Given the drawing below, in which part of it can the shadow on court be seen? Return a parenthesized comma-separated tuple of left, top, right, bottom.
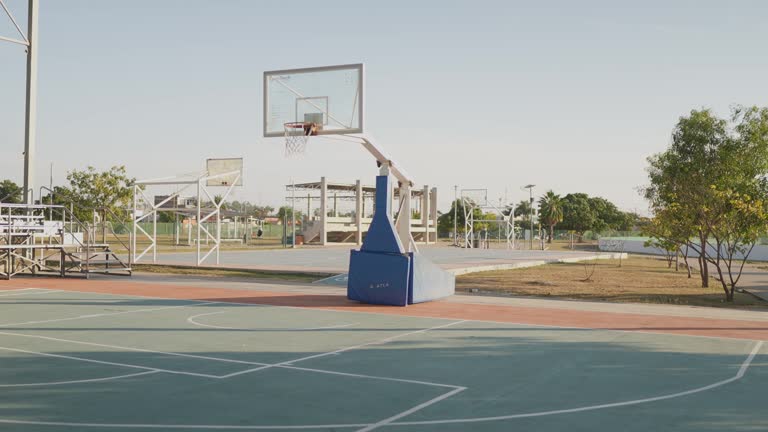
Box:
(0, 290, 766, 431)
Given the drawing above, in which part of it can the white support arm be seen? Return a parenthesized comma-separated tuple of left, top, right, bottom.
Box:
(359, 136, 414, 187)
(356, 135, 417, 252)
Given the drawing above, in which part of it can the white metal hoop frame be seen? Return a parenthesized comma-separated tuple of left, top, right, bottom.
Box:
(284, 122, 318, 156)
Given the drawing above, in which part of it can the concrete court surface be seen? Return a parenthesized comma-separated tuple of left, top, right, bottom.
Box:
(145, 244, 623, 274)
(1, 277, 767, 432)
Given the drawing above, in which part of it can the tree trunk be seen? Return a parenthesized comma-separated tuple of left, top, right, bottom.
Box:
(717, 267, 733, 302)
(698, 232, 709, 288)
(683, 247, 692, 278)
(548, 224, 554, 243)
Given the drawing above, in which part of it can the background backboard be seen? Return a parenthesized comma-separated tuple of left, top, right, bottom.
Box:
(461, 189, 489, 206)
(263, 63, 363, 137)
(206, 158, 243, 186)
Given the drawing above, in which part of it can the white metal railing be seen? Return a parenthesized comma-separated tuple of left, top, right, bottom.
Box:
(0, 202, 132, 279)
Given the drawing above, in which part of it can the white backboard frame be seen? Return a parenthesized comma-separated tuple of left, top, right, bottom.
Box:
(206, 158, 243, 187)
(263, 63, 364, 137)
(461, 189, 489, 207)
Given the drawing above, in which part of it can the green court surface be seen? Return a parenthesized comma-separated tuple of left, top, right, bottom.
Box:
(0, 288, 766, 432)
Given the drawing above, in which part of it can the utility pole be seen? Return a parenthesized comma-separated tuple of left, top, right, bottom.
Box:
(523, 184, 535, 250)
(291, 178, 296, 249)
(23, 0, 38, 204)
(498, 197, 502, 244)
(1, 0, 38, 204)
(453, 185, 458, 246)
(48, 162, 53, 219)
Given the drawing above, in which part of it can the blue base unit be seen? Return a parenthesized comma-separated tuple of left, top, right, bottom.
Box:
(347, 250, 411, 307)
(346, 172, 454, 306)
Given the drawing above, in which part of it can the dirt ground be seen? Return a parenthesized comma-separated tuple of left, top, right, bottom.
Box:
(456, 255, 768, 309)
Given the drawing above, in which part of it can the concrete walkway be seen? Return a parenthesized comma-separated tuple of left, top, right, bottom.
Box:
(139, 244, 625, 275)
(120, 273, 768, 323)
(733, 263, 768, 302)
(680, 260, 768, 302)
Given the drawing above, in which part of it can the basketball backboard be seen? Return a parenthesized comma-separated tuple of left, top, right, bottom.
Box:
(206, 158, 243, 187)
(461, 189, 489, 206)
(263, 63, 364, 137)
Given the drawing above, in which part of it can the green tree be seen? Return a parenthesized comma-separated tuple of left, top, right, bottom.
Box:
(276, 206, 303, 223)
(252, 205, 275, 219)
(588, 197, 626, 232)
(437, 201, 457, 235)
(538, 191, 563, 243)
(510, 199, 533, 230)
(618, 211, 647, 232)
(644, 107, 768, 300)
(644, 109, 731, 288)
(437, 199, 483, 236)
(66, 166, 135, 222)
(213, 195, 228, 210)
(0, 180, 22, 203)
(40, 185, 73, 206)
(559, 193, 596, 236)
(707, 186, 768, 300)
(643, 217, 683, 270)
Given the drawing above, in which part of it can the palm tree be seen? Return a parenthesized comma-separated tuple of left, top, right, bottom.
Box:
(538, 191, 563, 243)
(511, 199, 532, 229)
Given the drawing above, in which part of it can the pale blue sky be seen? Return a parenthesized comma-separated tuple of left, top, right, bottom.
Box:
(2, 0, 767, 214)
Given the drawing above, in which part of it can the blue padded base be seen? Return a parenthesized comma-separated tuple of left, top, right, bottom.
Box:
(347, 250, 410, 306)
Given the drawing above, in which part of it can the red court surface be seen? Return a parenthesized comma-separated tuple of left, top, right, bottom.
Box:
(2, 277, 767, 342)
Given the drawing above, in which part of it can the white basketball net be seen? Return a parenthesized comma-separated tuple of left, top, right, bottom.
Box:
(284, 122, 316, 157)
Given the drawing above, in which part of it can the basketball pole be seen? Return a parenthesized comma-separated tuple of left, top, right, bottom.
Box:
(523, 184, 535, 250)
(0, 0, 37, 204)
(23, 0, 38, 204)
(453, 185, 457, 246)
(291, 178, 296, 249)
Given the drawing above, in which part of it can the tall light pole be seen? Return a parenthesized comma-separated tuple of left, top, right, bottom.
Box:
(1, 0, 38, 204)
(453, 185, 458, 246)
(523, 184, 535, 250)
(291, 178, 296, 249)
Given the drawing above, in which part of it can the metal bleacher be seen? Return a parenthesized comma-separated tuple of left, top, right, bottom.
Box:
(0, 203, 132, 280)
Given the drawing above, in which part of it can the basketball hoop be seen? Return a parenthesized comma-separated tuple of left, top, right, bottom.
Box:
(284, 122, 318, 156)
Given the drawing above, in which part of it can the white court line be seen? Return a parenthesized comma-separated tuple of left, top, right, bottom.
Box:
(356, 387, 466, 432)
(0, 289, 57, 297)
(389, 341, 766, 426)
(738, 340, 763, 378)
(187, 310, 357, 331)
(217, 320, 468, 379)
(0, 330, 272, 369)
(277, 364, 462, 389)
(0, 300, 219, 328)
(0, 370, 158, 387)
(0, 342, 760, 430)
(0, 419, 368, 430)
(0, 346, 222, 379)
(31, 286, 768, 344)
(0, 323, 460, 385)
(0, 297, 761, 430)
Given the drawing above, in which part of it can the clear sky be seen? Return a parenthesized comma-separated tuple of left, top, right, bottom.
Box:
(2, 0, 767, 214)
